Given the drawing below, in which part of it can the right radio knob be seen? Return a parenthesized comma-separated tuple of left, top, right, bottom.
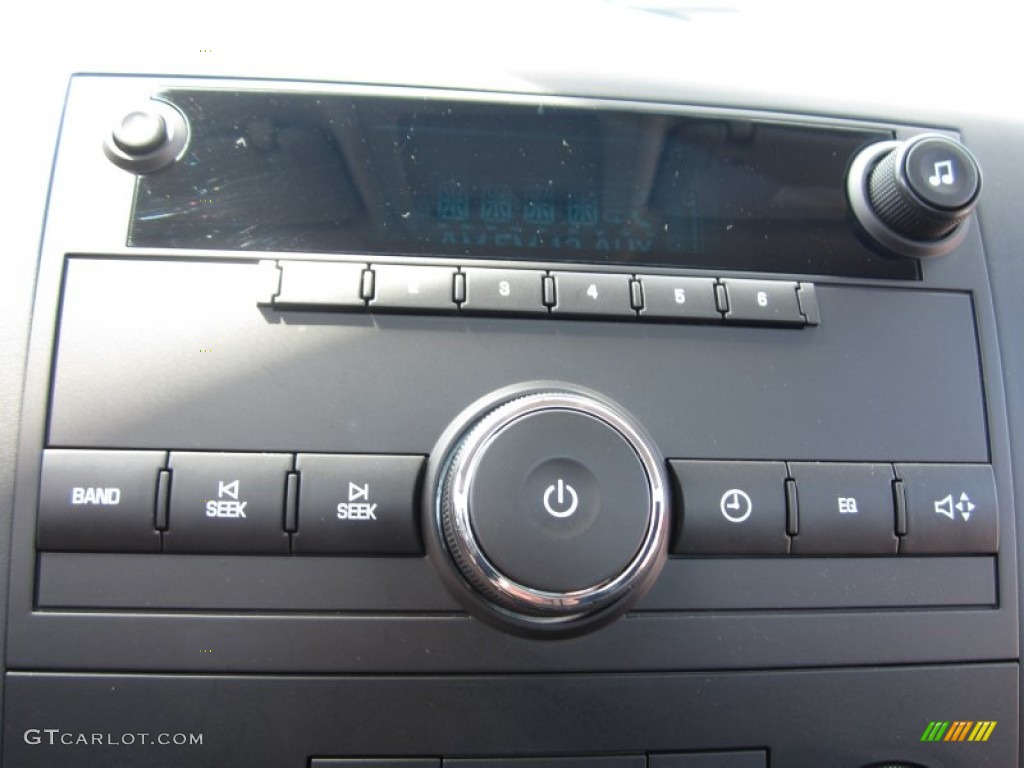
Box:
(848, 133, 982, 258)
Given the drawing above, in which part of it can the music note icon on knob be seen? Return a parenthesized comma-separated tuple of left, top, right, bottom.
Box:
(929, 159, 955, 187)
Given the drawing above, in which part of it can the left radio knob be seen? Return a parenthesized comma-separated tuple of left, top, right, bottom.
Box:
(103, 100, 190, 173)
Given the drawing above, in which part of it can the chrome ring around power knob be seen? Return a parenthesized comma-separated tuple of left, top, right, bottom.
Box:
(424, 384, 670, 638)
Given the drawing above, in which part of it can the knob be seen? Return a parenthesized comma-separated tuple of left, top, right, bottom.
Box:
(103, 100, 190, 174)
(847, 134, 981, 258)
(112, 110, 168, 155)
(425, 385, 669, 637)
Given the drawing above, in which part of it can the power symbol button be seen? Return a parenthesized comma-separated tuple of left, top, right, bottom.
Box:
(543, 478, 579, 518)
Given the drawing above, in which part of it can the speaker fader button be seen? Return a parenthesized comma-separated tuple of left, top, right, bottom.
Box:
(896, 463, 998, 554)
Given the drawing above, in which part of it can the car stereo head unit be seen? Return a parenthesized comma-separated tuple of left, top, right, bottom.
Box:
(5, 76, 1016, 768)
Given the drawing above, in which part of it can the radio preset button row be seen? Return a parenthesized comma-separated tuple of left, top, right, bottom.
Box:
(271, 260, 818, 327)
(312, 755, 765, 768)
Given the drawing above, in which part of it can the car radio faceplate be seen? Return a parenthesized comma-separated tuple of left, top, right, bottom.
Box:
(5, 75, 1017, 768)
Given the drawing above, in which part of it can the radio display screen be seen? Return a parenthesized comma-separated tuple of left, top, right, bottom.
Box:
(129, 89, 915, 279)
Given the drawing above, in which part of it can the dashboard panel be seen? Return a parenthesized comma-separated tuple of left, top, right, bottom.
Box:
(1, 5, 1022, 768)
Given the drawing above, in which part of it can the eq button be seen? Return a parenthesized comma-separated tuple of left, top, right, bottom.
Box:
(789, 462, 898, 554)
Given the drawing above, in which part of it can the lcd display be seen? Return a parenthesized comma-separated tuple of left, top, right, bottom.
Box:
(129, 89, 915, 279)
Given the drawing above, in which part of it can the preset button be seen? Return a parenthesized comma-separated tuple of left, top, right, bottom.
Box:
(462, 268, 547, 315)
(639, 275, 720, 321)
(370, 265, 458, 313)
(550, 272, 635, 318)
(722, 279, 805, 326)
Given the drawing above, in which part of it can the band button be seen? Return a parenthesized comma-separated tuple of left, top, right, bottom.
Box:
(37, 449, 165, 552)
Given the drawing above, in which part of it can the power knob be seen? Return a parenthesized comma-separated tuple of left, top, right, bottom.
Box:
(424, 384, 669, 637)
(848, 134, 981, 258)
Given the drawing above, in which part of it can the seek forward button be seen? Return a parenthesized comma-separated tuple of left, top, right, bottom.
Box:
(294, 454, 425, 554)
(337, 482, 378, 520)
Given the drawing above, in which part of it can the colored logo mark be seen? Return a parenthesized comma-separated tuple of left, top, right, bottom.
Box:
(921, 721, 996, 742)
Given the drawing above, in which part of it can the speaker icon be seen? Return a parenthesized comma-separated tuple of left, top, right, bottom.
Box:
(933, 491, 976, 521)
(934, 494, 955, 520)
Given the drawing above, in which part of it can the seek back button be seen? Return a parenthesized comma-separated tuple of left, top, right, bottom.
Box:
(164, 452, 291, 554)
